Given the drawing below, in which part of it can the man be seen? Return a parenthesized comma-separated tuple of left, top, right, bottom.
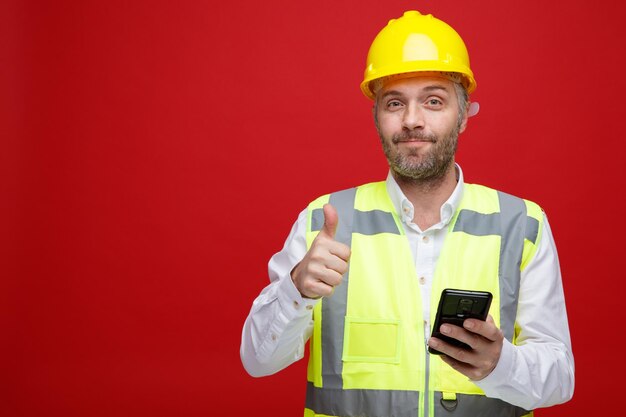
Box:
(240, 10, 574, 417)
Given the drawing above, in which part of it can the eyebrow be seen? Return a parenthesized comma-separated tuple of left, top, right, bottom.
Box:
(423, 85, 450, 93)
(379, 85, 451, 100)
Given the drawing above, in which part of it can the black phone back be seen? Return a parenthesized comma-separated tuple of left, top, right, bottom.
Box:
(428, 288, 492, 355)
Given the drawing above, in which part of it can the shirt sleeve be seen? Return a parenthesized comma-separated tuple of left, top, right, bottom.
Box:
(473, 213, 575, 409)
(240, 208, 320, 377)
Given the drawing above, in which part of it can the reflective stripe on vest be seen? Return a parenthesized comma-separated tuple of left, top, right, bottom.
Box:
(305, 383, 530, 417)
(453, 191, 539, 341)
(320, 188, 358, 389)
(305, 182, 538, 417)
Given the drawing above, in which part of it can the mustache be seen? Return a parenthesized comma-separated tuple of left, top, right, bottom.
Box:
(391, 131, 437, 144)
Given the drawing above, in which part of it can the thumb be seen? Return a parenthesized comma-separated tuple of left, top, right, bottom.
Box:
(320, 203, 338, 238)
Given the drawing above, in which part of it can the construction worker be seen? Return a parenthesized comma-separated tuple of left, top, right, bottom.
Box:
(241, 10, 574, 417)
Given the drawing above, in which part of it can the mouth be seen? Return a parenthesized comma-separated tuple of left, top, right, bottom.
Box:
(393, 138, 435, 145)
(392, 133, 437, 144)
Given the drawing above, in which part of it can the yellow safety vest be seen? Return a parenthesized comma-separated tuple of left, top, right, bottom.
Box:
(304, 181, 543, 417)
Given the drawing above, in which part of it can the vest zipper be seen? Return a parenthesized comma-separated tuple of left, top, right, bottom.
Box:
(424, 349, 430, 417)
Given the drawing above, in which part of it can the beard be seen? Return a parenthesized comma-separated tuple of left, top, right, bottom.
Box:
(380, 126, 459, 183)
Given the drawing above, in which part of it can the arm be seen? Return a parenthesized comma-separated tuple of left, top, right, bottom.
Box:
(240, 205, 350, 377)
(240, 208, 317, 377)
(427, 214, 574, 409)
(473, 214, 575, 409)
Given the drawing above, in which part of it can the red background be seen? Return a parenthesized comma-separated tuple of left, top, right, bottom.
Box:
(3, 0, 625, 415)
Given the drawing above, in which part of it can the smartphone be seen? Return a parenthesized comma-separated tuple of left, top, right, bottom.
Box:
(428, 288, 493, 355)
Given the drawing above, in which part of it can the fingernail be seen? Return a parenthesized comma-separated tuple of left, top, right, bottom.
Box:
(464, 320, 474, 329)
(440, 325, 450, 334)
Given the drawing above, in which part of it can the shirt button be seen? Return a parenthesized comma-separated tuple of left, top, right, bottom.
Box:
(293, 301, 300, 309)
(271, 333, 277, 341)
(403, 206, 410, 214)
(306, 305, 313, 310)
(419, 277, 426, 285)
(422, 235, 430, 243)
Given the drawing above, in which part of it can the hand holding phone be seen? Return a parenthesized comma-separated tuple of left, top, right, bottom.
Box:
(428, 289, 492, 355)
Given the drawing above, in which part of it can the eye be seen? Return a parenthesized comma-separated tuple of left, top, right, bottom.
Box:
(386, 99, 403, 109)
(426, 98, 443, 106)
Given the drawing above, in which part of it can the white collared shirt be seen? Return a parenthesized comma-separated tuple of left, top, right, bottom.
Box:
(240, 166, 574, 410)
(385, 167, 465, 335)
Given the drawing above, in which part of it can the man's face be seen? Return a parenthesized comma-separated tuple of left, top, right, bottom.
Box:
(374, 76, 467, 183)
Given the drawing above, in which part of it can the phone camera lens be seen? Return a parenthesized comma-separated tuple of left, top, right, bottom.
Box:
(457, 298, 474, 317)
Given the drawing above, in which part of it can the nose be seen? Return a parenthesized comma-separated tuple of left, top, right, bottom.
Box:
(402, 102, 425, 130)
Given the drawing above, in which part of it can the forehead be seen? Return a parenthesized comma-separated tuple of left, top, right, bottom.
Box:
(377, 75, 456, 98)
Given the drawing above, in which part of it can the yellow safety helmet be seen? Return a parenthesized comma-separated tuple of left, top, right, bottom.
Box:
(361, 10, 476, 99)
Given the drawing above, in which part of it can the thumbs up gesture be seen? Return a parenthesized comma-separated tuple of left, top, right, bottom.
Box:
(291, 204, 352, 299)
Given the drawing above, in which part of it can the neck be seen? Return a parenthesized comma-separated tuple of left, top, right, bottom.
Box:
(392, 163, 458, 230)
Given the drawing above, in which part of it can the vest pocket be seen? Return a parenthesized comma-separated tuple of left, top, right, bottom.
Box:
(342, 317, 401, 364)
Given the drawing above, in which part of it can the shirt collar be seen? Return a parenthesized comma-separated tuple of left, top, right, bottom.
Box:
(385, 164, 465, 228)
